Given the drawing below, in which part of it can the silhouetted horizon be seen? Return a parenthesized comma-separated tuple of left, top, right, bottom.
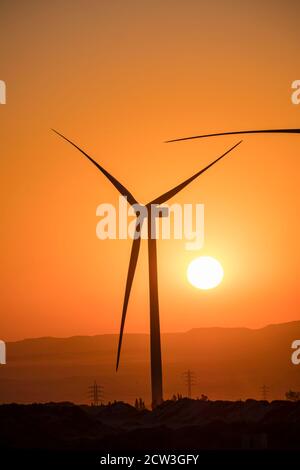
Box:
(4, 318, 300, 343)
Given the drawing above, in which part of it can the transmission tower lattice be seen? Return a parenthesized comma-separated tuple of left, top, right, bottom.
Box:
(88, 381, 103, 406)
(260, 384, 270, 401)
(183, 370, 196, 398)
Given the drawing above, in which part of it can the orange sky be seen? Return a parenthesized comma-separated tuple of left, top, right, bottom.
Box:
(0, 0, 299, 340)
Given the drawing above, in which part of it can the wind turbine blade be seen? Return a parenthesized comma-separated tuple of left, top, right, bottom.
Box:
(165, 128, 300, 143)
(52, 129, 138, 206)
(149, 141, 242, 205)
(116, 228, 141, 370)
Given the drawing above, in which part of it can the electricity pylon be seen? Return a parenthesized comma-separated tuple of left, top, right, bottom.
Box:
(88, 381, 103, 406)
(260, 384, 270, 401)
(183, 369, 196, 398)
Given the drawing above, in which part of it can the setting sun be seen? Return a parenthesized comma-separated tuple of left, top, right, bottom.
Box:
(187, 256, 224, 290)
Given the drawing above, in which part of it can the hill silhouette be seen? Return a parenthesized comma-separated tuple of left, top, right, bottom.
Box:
(1, 321, 299, 404)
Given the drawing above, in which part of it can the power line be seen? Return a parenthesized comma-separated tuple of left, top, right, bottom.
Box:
(182, 370, 196, 398)
(88, 381, 104, 406)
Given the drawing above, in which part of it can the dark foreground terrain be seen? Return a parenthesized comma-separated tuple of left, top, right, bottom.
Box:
(0, 399, 300, 465)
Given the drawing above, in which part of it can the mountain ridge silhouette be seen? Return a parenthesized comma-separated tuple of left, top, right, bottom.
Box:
(1, 320, 299, 404)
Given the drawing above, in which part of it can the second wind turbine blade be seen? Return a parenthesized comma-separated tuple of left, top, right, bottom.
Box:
(149, 141, 242, 205)
(116, 227, 142, 370)
(165, 128, 300, 143)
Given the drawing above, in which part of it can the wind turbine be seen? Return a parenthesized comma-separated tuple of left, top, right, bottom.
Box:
(52, 129, 242, 408)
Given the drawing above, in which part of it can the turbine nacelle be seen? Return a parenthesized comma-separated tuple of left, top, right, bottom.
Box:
(130, 203, 169, 239)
